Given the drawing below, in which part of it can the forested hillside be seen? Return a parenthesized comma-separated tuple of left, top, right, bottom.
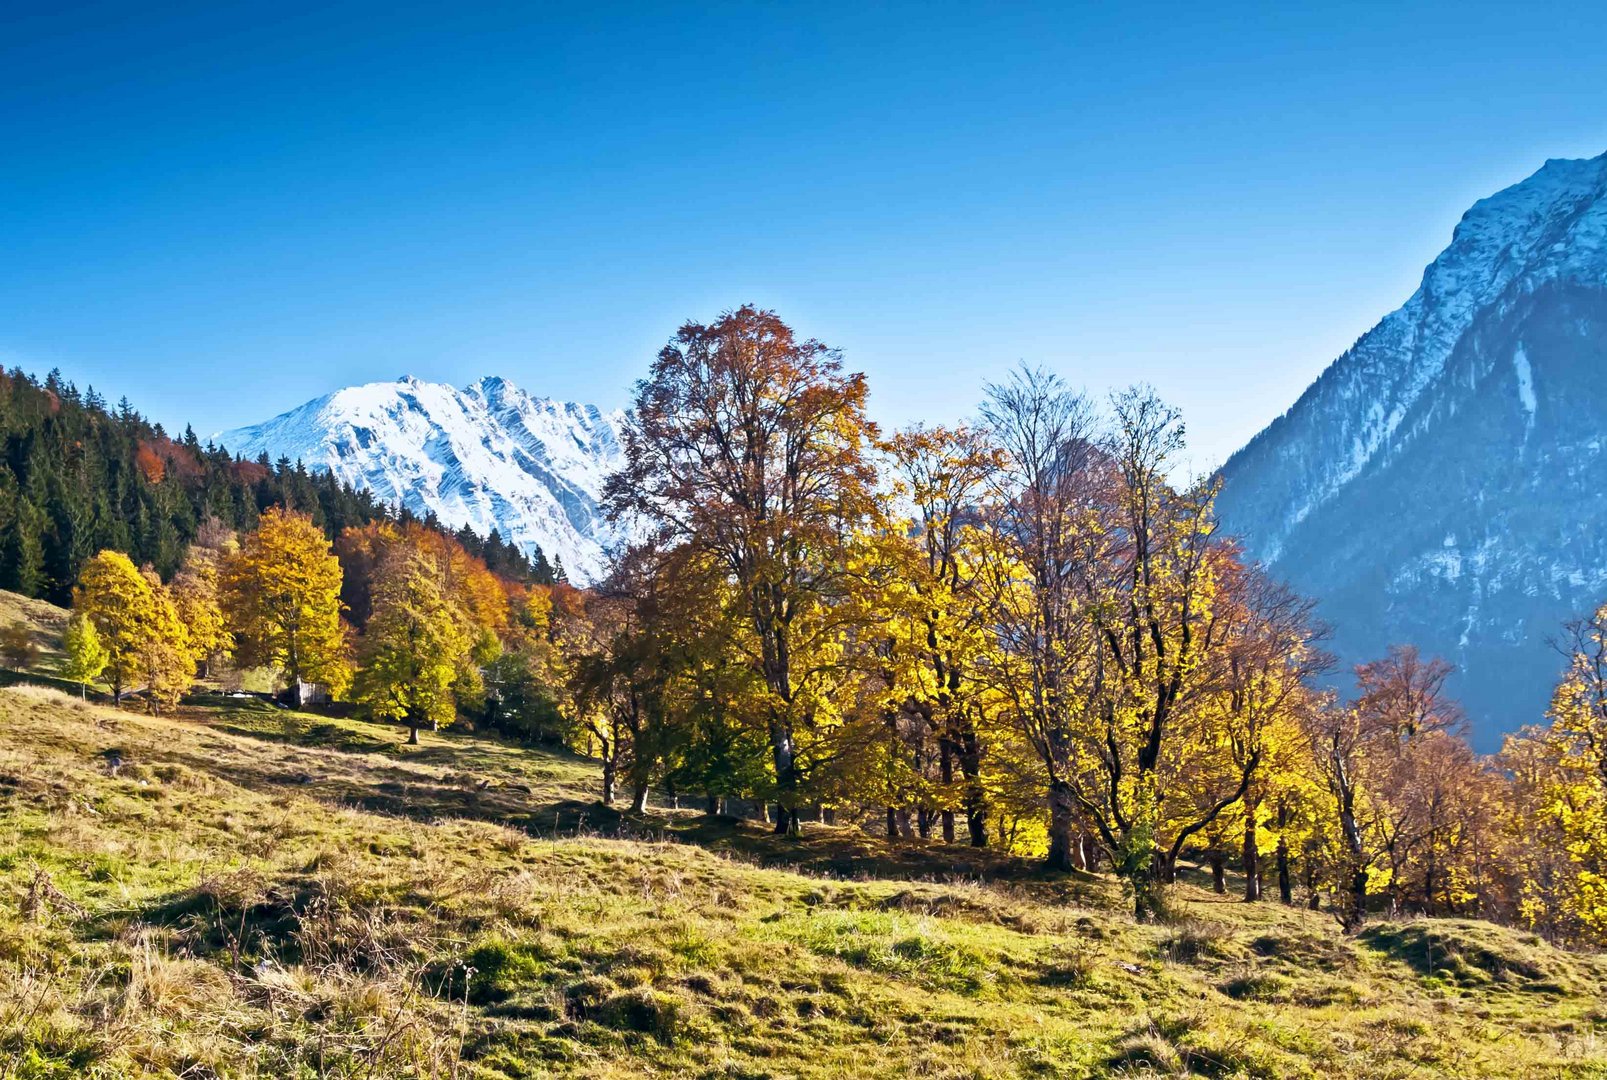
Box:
(0, 368, 554, 606)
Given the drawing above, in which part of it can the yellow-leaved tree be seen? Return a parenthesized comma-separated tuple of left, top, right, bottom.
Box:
(139, 566, 196, 713)
(74, 550, 161, 704)
(223, 507, 350, 705)
(354, 545, 474, 744)
(1502, 603, 1607, 944)
(881, 424, 1003, 846)
(171, 532, 234, 677)
(61, 611, 109, 699)
(74, 550, 194, 710)
(605, 306, 880, 834)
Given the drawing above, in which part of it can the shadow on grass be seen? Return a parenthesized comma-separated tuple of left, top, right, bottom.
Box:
(1356, 921, 1563, 989)
(118, 695, 1105, 897)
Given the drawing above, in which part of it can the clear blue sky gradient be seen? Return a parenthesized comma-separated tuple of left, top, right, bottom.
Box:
(3, 2, 1604, 471)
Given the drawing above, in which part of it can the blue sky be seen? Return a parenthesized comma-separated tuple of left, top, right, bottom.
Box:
(2, 2, 1604, 471)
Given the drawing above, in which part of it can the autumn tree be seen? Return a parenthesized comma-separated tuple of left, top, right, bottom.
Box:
(223, 507, 350, 705)
(978, 374, 1236, 919)
(1201, 559, 1330, 901)
(0, 622, 38, 670)
(976, 366, 1106, 871)
(138, 566, 196, 713)
(1310, 645, 1462, 932)
(171, 544, 231, 677)
(74, 550, 162, 703)
(882, 424, 1002, 845)
(479, 588, 569, 745)
(606, 305, 879, 834)
(61, 612, 109, 698)
(354, 545, 474, 744)
(1499, 603, 1607, 943)
(337, 520, 509, 638)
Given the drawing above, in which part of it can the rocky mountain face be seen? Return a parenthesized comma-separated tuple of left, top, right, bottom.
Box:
(1217, 152, 1607, 749)
(220, 375, 626, 584)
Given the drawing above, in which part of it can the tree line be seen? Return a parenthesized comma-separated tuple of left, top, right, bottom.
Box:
(34, 310, 1607, 946)
(0, 366, 557, 606)
(586, 305, 1607, 941)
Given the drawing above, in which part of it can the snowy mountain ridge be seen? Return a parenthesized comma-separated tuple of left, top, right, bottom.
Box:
(1232, 154, 1607, 561)
(219, 375, 627, 584)
(1217, 150, 1607, 747)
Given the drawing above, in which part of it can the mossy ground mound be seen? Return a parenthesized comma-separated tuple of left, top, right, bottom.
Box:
(1, 684, 1604, 1078)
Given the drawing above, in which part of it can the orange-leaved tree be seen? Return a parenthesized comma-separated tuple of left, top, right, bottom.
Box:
(606, 306, 879, 835)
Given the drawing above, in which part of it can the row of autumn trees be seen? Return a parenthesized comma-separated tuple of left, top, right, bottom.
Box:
(576, 305, 1607, 942)
(49, 306, 1607, 945)
(65, 508, 567, 745)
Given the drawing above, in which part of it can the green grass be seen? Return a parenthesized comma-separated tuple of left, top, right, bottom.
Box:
(0, 678, 1604, 1076)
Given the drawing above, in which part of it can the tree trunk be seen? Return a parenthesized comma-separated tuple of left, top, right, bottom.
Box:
(1243, 808, 1262, 902)
(408, 723, 420, 746)
(1275, 801, 1293, 905)
(939, 738, 956, 843)
(601, 760, 616, 805)
(773, 804, 795, 833)
(631, 784, 649, 814)
(959, 728, 987, 847)
(821, 806, 836, 825)
(706, 794, 723, 815)
(1045, 780, 1076, 871)
(1209, 849, 1227, 894)
(1131, 859, 1165, 922)
(1341, 862, 1369, 932)
(916, 807, 932, 840)
(1080, 834, 1101, 872)
(769, 714, 800, 836)
(1336, 789, 1368, 932)
(887, 807, 899, 840)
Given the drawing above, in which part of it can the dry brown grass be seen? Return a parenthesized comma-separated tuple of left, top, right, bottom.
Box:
(1, 684, 1604, 1078)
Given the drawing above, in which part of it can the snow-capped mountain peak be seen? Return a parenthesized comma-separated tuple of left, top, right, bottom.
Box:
(1217, 150, 1607, 747)
(219, 376, 627, 583)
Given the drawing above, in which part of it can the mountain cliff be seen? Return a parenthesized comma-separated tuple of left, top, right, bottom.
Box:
(220, 376, 626, 583)
(1217, 152, 1607, 748)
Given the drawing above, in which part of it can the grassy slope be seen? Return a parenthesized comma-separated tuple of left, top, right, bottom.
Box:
(2, 692, 1604, 1078)
(0, 586, 1601, 1078)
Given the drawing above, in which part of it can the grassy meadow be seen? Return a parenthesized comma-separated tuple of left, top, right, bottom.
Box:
(0, 596, 1603, 1078)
